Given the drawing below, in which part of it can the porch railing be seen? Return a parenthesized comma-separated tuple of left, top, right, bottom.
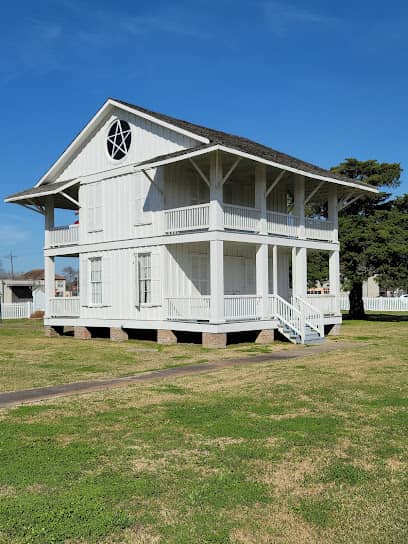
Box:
(224, 295, 261, 320)
(292, 295, 324, 337)
(305, 218, 334, 241)
(269, 294, 304, 342)
(49, 297, 80, 317)
(306, 294, 339, 315)
(46, 225, 79, 247)
(166, 296, 210, 321)
(267, 211, 299, 237)
(223, 204, 260, 232)
(165, 203, 210, 234)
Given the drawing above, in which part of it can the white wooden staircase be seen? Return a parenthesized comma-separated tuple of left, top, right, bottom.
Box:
(269, 294, 325, 345)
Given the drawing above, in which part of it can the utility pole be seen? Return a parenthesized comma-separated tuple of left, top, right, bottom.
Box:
(5, 252, 17, 279)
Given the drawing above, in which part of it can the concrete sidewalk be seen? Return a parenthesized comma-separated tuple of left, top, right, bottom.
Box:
(0, 341, 357, 408)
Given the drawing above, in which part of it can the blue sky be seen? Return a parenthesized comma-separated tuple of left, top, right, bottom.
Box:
(1, 0, 407, 274)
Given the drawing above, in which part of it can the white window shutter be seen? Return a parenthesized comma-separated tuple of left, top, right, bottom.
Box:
(134, 176, 152, 226)
(95, 186, 103, 231)
(151, 252, 161, 306)
(103, 255, 111, 306)
(87, 186, 94, 233)
(134, 254, 140, 307)
(80, 257, 88, 306)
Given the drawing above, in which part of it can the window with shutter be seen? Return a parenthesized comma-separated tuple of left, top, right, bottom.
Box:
(88, 184, 103, 232)
(137, 253, 152, 304)
(89, 257, 103, 305)
(134, 176, 152, 226)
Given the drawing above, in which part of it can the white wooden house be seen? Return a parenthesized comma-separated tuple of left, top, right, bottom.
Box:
(5, 99, 377, 347)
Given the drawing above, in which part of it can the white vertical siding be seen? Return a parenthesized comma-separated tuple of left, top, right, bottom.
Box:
(80, 169, 164, 245)
(54, 107, 199, 183)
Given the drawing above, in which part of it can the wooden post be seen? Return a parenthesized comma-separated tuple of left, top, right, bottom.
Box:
(329, 249, 340, 310)
(256, 243, 269, 319)
(294, 174, 305, 239)
(44, 195, 54, 247)
(209, 152, 224, 231)
(44, 255, 55, 317)
(328, 185, 338, 242)
(273, 245, 278, 295)
(255, 163, 267, 235)
(292, 247, 307, 298)
(210, 239, 224, 323)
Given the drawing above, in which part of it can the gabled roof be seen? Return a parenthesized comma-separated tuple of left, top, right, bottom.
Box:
(113, 98, 377, 191)
(7, 97, 378, 198)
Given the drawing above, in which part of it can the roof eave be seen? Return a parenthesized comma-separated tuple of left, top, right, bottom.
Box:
(135, 144, 378, 193)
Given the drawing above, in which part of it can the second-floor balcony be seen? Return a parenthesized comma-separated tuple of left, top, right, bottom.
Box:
(164, 203, 335, 242)
(46, 225, 79, 248)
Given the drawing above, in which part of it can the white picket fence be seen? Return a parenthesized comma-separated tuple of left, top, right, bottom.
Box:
(1, 301, 33, 319)
(340, 296, 408, 312)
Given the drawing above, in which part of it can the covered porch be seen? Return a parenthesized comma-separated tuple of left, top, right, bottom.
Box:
(163, 240, 340, 324)
(161, 149, 345, 242)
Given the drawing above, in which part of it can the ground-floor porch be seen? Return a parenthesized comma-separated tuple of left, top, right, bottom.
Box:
(44, 239, 341, 346)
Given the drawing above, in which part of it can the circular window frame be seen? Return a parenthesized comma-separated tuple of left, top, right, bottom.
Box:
(105, 119, 132, 163)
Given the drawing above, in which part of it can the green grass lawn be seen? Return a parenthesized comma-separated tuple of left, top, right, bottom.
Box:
(0, 319, 298, 392)
(0, 316, 407, 543)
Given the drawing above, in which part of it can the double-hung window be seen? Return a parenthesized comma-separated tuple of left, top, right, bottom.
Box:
(90, 257, 102, 305)
(137, 253, 151, 305)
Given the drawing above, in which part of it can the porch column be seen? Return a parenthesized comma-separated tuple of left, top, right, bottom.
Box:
(328, 185, 339, 242)
(292, 247, 307, 298)
(210, 239, 224, 323)
(329, 249, 340, 303)
(255, 163, 267, 235)
(209, 152, 224, 231)
(256, 243, 269, 319)
(272, 245, 278, 295)
(294, 174, 305, 239)
(44, 255, 55, 317)
(44, 195, 54, 247)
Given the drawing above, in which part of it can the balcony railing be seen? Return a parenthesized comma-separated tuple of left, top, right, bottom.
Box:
(267, 211, 299, 237)
(223, 204, 260, 232)
(49, 297, 80, 317)
(46, 225, 79, 248)
(165, 203, 210, 234)
(305, 218, 334, 241)
(163, 204, 335, 241)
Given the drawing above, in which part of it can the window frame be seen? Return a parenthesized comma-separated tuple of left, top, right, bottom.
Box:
(89, 257, 103, 307)
(135, 252, 152, 307)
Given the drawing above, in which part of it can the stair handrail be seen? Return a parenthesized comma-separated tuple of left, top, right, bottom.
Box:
(291, 295, 324, 337)
(270, 294, 305, 343)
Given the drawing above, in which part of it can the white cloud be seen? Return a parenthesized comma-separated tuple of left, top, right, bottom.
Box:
(261, 1, 338, 35)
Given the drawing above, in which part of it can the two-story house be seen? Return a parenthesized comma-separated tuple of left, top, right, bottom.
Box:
(5, 99, 377, 347)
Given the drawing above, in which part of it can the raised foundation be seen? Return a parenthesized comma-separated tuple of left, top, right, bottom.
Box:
(110, 327, 129, 342)
(45, 325, 64, 338)
(157, 329, 177, 345)
(255, 329, 275, 344)
(202, 332, 227, 349)
(74, 326, 92, 340)
(326, 323, 342, 336)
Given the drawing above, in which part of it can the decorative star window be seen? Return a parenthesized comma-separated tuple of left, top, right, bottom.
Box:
(106, 120, 132, 160)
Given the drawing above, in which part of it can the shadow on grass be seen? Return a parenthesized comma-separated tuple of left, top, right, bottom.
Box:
(342, 313, 408, 323)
